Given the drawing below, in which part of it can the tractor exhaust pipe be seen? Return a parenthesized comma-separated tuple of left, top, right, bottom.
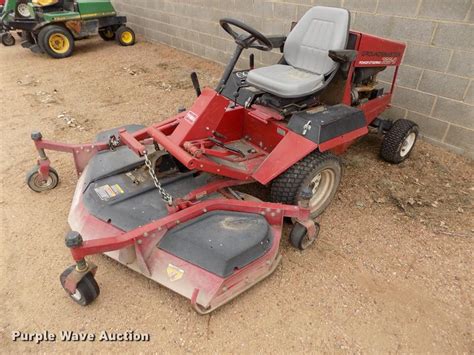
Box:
(190, 72, 201, 97)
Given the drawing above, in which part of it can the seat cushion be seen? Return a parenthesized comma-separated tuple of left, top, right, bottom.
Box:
(284, 6, 350, 75)
(246, 64, 324, 98)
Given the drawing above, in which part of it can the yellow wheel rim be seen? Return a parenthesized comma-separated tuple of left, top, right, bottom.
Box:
(121, 31, 133, 44)
(48, 33, 70, 54)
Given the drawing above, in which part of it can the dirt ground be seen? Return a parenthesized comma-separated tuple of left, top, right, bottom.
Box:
(1, 36, 473, 353)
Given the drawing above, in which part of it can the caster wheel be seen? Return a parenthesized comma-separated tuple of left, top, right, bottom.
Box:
(289, 222, 320, 250)
(99, 27, 116, 41)
(381, 119, 419, 164)
(116, 26, 136, 46)
(60, 266, 100, 306)
(2, 33, 15, 46)
(26, 166, 59, 192)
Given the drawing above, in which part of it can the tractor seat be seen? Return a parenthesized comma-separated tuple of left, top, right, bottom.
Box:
(246, 6, 350, 98)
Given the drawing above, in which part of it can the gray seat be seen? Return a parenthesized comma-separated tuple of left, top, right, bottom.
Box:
(246, 6, 350, 98)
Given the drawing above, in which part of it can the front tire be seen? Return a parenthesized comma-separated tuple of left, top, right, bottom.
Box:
(60, 266, 100, 306)
(381, 119, 419, 164)
(2, 33, 15, 46)
(39, 25, 74, 59)
(116, 26, 136, 46)
(271, 151, 342, 219)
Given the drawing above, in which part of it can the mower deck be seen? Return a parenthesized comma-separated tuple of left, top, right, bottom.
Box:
(62, 126, 308, 313)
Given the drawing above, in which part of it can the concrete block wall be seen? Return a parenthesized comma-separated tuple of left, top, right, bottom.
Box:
(113, 0, 474, 157)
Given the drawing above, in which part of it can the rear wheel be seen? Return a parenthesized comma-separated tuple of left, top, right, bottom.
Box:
(2, 33, 15, 46)
(116, 26, 136, 46)
(381, 119, 419, 164)
(99, 28, 115, 41)
(271, 151, 342, 219)
(39, 25, 74, 59)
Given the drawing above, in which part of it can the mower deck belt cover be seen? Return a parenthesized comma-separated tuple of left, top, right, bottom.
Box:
(288, 104, 366, 144)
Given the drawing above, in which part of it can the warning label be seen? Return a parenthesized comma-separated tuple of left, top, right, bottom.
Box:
(95, 184, 125, 201)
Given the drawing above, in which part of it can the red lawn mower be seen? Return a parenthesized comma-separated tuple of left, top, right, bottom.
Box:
(27, 6, 418, 313)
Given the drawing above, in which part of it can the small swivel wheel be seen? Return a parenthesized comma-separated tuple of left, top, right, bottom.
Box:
(26, 166, 59, 192)
(289, 222, 320, 250)
(1, 33, 15, 46)
(60, 266, 100, 306)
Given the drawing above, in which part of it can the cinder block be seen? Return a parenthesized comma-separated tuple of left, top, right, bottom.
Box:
(379, 65, 423, 89)
(433, 97, 474, 129)
(343, 0, 377, 13)
(418, 0, 471, 21)
(418, 70, 470, 100)
(313, 0, 343, 7)
(380, 105, 407, 120)
(393, 87, 436, 115)
(406, 111, 449, 140)
(376, 0, 420, 16)
(447, 50, 474, 78)
(353, 13, 436, 43)
(433, 23, 474, 50)
(444, 125, 474, 151)
(403, 43, 452, 72)
(273, 3, 297, 20)
(464, 82, 474, 105)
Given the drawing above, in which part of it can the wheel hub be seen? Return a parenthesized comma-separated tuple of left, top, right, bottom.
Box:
(33, 174, 53, 188)
(308, 169, 336, 211)
(70, 289, 82, 301)
(401, 132, 416, 157)
(49, 34, 69, 54)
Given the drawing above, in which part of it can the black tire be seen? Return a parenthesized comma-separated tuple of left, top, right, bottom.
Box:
(39, 25, 74, 59)
(2, 33, 15, 46)
(289, 222, 320, 250)
(381, 119, 419, 164)
(271, 151, 342, 219)
(60, 266, 100, 306)
(99, 28, 116, 41)
(115, 26, 136, 46)
(26, 166, 59, 192)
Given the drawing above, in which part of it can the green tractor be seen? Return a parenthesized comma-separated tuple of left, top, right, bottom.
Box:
(1, 0, 135, 58)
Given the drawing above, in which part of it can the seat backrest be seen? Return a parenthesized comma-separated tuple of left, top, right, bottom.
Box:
(284, 6, 350, 75)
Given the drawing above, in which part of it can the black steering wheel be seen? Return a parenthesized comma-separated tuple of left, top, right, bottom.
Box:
(219, 18, 272, 52)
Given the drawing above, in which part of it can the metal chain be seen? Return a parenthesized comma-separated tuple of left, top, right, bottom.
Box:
(143, 152, 173, 206)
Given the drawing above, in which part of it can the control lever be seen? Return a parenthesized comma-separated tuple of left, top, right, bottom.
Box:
(190, 72, 201, 97)
(249, 53, 254, 70)
(208, 137, 245, 157)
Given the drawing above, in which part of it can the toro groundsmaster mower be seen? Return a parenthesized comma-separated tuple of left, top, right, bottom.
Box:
(1, 0, 135, 57)
(26, 6, 419, 313)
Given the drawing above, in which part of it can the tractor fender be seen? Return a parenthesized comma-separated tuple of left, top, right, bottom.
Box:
(252, 130, 318, 185)
(252, 104, 369, 185)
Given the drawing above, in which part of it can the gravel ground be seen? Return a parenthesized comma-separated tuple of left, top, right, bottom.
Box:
(0, 36, 473, 353)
